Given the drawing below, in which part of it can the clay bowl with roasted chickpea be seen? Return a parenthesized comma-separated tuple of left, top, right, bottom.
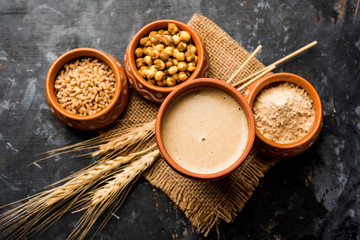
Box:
(46, 48, 129, 130)
(124, 19, 209, 103)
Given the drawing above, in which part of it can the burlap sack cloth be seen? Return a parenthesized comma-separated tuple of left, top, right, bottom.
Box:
(111, 14, 279, 236)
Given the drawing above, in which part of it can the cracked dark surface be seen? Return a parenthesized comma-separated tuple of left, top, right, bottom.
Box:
(0, 0, 359, 239)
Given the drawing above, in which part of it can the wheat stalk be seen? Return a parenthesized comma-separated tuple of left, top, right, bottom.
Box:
(96, 120, 155, 155)
(67, 150, 160, 240)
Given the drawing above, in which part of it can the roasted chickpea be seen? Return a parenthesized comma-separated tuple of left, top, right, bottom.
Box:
(154, 59, 165, 70)
(162, 35, 172, 45)
(168, 23, 179, 34)
(172, 35, 181, 45)
(185, 51, 195, 62)
(168, 66, 178, 75)
(149, 50, 160, 59)
(173, 73, 180, 83)
(143, 47, 152, 56)
(147, 67, 156, 79)
(135, 48, 144, 57)
(155, 71, 165, 81)
(145, 40, 152, 47)
(144, 55, 153, 66)
(160, 51, 169, 61)
(176, 52, 185, 61)
(164, 46, 174, 56)
(139, 69, 148, 78)
(139, 37, 148, 46)
(187, 62, 196, 72)
(172, 59, 179, 66)
(173, 48, 180, 58)
(149, 32, 161, 44)
(166, 77, 176, 87)
(154, 44, 165, 52)
(139, 66, 148, 71)
(165, 60, 173, 68)
(179, 72, 188, 81)
(177, 42, 187, 52)
(180, 31, 191, 42)
(136, 58, 145, 68)
(177, 62, 187, 72)
(187, 44, 197, 54)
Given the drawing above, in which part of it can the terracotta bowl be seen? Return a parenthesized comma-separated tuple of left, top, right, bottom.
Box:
(244, 73, 323, 157)
(155, 78, 255, 181)
(124, 19, 209, 104)
(46, 48, 129, 130)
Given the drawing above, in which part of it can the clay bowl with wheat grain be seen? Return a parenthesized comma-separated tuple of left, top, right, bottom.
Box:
(155, 78, 255, 181)
(124, 19, 209, 104)
(46, 48, 129, 130)
(244, 72, 323, 157)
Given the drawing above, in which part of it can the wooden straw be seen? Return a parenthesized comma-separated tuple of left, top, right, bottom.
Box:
(271, 41, 317, 66)
(232, 41, 318, 88)
(237, 64, 276, 91)
(226, 45, 262, 83)
(231, 65, 272, 87)
(355, 0, 360, 17)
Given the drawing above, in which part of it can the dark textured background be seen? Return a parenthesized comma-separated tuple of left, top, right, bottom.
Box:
(1, 0, 359, 239)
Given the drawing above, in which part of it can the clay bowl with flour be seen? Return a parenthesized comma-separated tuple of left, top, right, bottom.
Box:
(244, 73, 323, 157)
(124, 19, 209, 104)
(46, 48, 129, 130)
(156, 78, 255, 181)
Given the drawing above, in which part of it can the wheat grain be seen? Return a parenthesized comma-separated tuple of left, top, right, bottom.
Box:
(54, 57, 116, 116)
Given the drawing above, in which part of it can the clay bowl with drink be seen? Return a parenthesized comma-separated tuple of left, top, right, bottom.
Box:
(156, 78, 255, 181)
(46, 48, 129, 130)
(244, 73, 323, 157)
(124, 19, 209, 104)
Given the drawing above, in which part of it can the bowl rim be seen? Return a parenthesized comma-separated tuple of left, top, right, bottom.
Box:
(246, 72, 323, 149)
(46, 47, 122, 121)
(155, 78, 255, 180)
(127, 19, 205, 93)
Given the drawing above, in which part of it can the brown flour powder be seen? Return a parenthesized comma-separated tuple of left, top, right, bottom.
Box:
(253, 81, 315, 144)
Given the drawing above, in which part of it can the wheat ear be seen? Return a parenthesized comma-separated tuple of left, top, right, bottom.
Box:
(67, 149, 160, 240)
(0, 145, 156, 240)
(45, 145, 156, 206)
(35, 120, 156, 164)
(93, 120, 156, 157)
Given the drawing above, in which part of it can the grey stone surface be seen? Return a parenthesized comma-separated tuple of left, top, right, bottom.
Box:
(0, 0, 359, 239)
